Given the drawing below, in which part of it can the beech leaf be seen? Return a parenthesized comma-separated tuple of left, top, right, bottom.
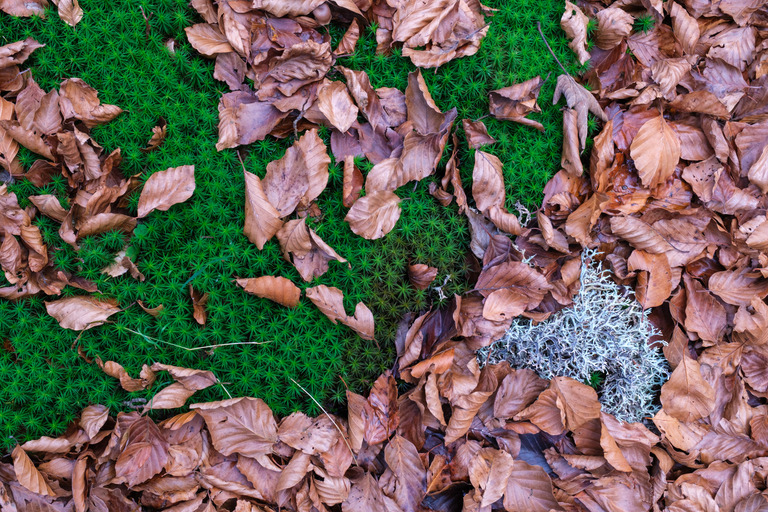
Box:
(306, 285, 375, 340)
(344, 191, 402, 240)
(137, 165, 196, 218)
(629, 115, 681, 188)
(45, 296, 120, 331)
(236, 276, 301, 308)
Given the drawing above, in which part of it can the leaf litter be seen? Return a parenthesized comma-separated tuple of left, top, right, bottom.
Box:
(7, 0, 768, 510)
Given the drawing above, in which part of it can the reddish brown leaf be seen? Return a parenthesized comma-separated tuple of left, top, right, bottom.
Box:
(192, 397, 277, 458)
(408, 264, 438, 290)
(317, 80, 358, 134)
(660, 354, 715, 423)
(462, 119, 496, 149)
(243, 170, 282, 250)
(488, 77, 544, 131)
(342, 155, 363, 208)
(236, 276, 301, 308)
(384, 435, 426, 512)
(137, 165, 195, 218)
(45, 296, 120, 331)
(306, 285, 374, 341)
(189, 285, 208, 325)
(114, 416, 169, 487)
(344, 191, 401, 240)
(630, 115, 681, 188)
(684, 274, 727, 343)
(59, 78, 123, 128)
(561, 0, 589, 64)
(12, 445, 54, 496)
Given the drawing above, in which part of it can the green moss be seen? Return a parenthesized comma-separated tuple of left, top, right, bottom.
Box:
(0, 0, 575, 450)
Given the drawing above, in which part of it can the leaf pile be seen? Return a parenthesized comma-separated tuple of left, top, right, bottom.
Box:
(0, 0, 83, 27)
(0, 38, 195, 326)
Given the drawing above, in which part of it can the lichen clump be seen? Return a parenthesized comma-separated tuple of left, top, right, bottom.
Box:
(479, 250, 669, 422)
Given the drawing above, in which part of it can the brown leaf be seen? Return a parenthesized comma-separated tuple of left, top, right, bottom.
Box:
(278, 412, 338, 455)
(0, 38, 44, 69)
(28, 194, 67, 223)
(561, 108, 583, 176)
(343, 472, 389, 512)
(0, 0, 47, 18)
(192, 397, 277, 458)
(216, 91, 288, 151)
(243, 170, 283, 250)
(669, 2, 699, 55)
(114, 416, 169, 487)
(342, 155, 363, 208)
(627, 250, 673, 308)
(59, 78, 123, 128)
(445, 368, 497, 444)
(384, 435, 426, 512)
(462, 119, 496, 149)
(306, 285, 375, 340)
(189, 285, 208, 325)
(276, 218, 348, 281)
(263, 129, 330, 218)
(684, 274, 727, 343)
(12, 445, 54, 496)
(141, 118, 167, 153)
(236, 276, 301, 308)
(660, 354, 715, 422)
(142, 382, 196, 413)
(317, 80, 358, 134)
(150, 363, 217, 391)
(629, 115, 681, 188)
(184, 23, 233, 56)
(137, 165, 195, 218)
(56, 0, 83, 27)
(45, 296, 120, 331)
(334, 19, 360, 56)
(408, 264, 438, 290)
(595, 7, 633, 50)
(488, 77, 544, 131)
(97, 359, 156, 392)
(345, 191, 401, 240)
(251, 0, 325, 16)
(472, 150, 505, 213)
(494, 369, 548, 419)
(708, 269, 768, 307)
(476, 261, 552, 311)
(79, 404, 109, 440)
(553, 74, 607, 148)
(561, 0, 590, 64)
(504, 460, 563, 512)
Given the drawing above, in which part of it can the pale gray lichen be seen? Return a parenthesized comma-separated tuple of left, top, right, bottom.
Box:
(477, 249, 669, 423)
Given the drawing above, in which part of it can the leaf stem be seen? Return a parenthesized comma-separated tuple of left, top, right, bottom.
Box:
(536, 21, 570, 76)
(120, 326, 272, 351)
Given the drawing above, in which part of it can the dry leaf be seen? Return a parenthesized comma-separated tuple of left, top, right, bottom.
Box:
(561, 0, 590, 64)
(408, 264, 438, 290)
(97, 359, 156, 392)
(263, 129, 330, 218)
(55, 0, 83, 27)
(334, 19, 360, 56)
(45, 296, 120, 331)
(462, 119, 496, 149)
(306, 285, 375, 340)
(141, 118, 167, 153)
(660, 355, 715, 422)
(189, 285, 208, 325)
(114, 416, 169, 487)
(243, 170, 283, 250)
(553, 74, 607, 148)
(344, 191, 402, 240)
(488, 77, 544, 131)
(12, 445, 55, 496)
(595, 7, 633, 50)
(236, 276, 301, 308)
(191, 397, 277, 458)
(137, 165, 195, 218)
(342, 155, 363, 207)
(472, 150, 505, 213)
(59, 78, 123, 128)
(317, 80, 358, 133)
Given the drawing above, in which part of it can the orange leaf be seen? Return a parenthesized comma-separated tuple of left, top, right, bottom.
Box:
(236, 276, 301, 308)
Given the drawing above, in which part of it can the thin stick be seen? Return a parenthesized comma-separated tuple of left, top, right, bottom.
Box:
(289, 377, 358, 464)
(120, 326, 272, 351)
(536, 21, 570, 75)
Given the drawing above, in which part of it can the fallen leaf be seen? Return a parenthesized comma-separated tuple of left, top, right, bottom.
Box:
(276, 218, 348, 281)
(553, 74, 607, 148)
(45, 296, 120, 331)
(317, 80, 358, 133)
(384, 435, 425, 512)
(114, 416, 169, 487)
(660, 354, 715, 422)
(55, 0, 83, 27)
(79, 404, 109, 440)
(488, 77, 544, 131)
(97, 359, 156, 392)
(408, 264, 438, 290)
(472, 150, 505, 213)
(185, 24, 233, 56)
(243, 170, 283, 250)
(306, 285, 375, 340)
(334, 19, 360, 56)
(191, 397, 278, 458)
(561, 1, 590, 64)
(684, 274, 727, 343)
(462, 119, 496, 148)
(141, 118, 167, 153)
(59, 78, 123, 128)
(189, 285, 208, 325)
(342, 155, 363, 207)
(236, 276, 301, 308)
(263, 129, 330, 218)
(137, 165, 195, 218)
(12, 445, 54, 496)
(28, 194, 67, 222)
(344, 191, 402, 240)
(504, 460, 562, 512)
(595, 7, 633, 50)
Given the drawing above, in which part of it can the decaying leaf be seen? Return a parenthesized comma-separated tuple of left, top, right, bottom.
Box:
(141, 118, 167, 152)
(488, 77, 544, 131)
(306, 285, 375, 341)
(629, 115, 681, 188)
(553, 74, 607, 148)
(344, 191, 402, 240)
(12, 445, 55, 497)
(462, 119, 496, 149)
(189, 285, 208, 325)
(243, 170, 283, 250)
(561, 1, 590, 64)
(236, 276, 301, 308)
(45, 296, 120, 331)
(137, 165, 195, 218)
(408, 264, 438, 290)
(342, 155, 363, 207)
(191, 397, 277, 458)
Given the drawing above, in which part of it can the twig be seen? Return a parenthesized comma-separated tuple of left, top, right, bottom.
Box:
(536, 21, 569, 75)
(119, 326, 272, 351)
(139, 7, 153, 42)
(289, 377, 358, 464)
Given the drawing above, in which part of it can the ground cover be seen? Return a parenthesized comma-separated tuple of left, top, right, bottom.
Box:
(0, 0, 575, 450)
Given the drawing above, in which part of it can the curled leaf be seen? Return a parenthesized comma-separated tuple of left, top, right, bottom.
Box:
(408, 264, 438, 290)
(306, 285, 375, 341)
(236, 276, 301, 308)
